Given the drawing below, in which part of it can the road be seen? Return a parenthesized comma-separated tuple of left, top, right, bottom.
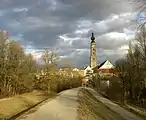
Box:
(16, 87, 144, 120)
(16, 88, 79, 120)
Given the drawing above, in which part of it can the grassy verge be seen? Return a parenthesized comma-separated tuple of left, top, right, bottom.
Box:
(99, 91, 146, 119)
(115, 103, 146, 120)
(76, 88, 125, 120)
(0, 90, 56, 120)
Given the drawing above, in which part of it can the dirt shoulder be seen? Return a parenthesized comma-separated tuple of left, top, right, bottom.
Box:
(0, 90, 56, 119)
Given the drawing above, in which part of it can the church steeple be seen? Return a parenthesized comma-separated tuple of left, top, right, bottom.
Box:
(91, 33, 95, 43)
(90, 32, 97, 69)
(91, 32, 95, 40)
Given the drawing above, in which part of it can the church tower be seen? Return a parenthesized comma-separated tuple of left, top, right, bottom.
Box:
(90, 33, 97, 69)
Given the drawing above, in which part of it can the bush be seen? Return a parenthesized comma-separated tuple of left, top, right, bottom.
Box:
(33, 70, 82, 93)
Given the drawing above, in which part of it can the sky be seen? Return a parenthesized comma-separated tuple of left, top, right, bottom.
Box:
(0, 0, 145, 67)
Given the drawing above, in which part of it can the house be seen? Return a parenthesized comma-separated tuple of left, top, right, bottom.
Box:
(93, 60, 115, 76)
(82, 66, 94, 86)
(84, 66, 93, 77)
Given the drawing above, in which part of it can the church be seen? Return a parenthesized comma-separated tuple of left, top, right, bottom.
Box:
(84, 33, 115, 78)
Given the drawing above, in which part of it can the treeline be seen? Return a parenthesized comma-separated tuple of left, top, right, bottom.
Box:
(0, 31, 82, 98)
(106, 25, 146, 107)
(92, 25, 146, 108)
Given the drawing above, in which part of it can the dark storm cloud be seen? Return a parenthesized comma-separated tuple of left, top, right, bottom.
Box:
(0, 0, 137, 67)
(60, 0, 135, 20)
(71, 32, 129, 50)
(23, 19, 80, 48)
(0, 0, 134, 47)
(72, 52, 90, 67)
(57, 48, 76, 56)
(60, 49, 90, 68)
(0, 0, 40, 9)
(71, 39, 89, 49)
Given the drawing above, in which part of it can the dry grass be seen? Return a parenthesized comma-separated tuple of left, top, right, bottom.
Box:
(0, 90, 56, 119)
(76, 88, 125, 120)
(118, 104, 146, 119)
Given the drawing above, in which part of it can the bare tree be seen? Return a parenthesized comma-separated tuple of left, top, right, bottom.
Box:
(115, 24, 146, 105)
(42, 49, 59, 65)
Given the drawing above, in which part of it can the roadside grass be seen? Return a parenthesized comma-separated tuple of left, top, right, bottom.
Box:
(77, 88, 125, 120)
(0, 91, 56, 119)
(115, 103, 146, 120)
(99, 91, 146, 119)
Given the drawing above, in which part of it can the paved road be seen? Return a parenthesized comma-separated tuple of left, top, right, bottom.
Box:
(16, 88, 79, 120)
(16, 87, 144, 120)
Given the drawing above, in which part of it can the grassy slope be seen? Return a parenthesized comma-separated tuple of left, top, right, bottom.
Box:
(0, 91, 56, 119)
(117, 104, 146, 120)
(77, 88, 125, 120)
(100, 91, 146, 119)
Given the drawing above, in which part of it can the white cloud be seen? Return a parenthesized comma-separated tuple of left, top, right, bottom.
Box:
(75, 12, 137, 37)
(24, 44, 43, 60)
(107, 32, 128, 40)
(77, 20, 93, 28)
(95, 20, 108, 32)
(59, 34, 80, 41)
(74, 28, 91, 34)
(118, 45, 129, 52)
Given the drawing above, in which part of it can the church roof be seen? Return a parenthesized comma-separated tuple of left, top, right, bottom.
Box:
(99, 60, 114, 69)
(93, 60, 114, 70)
(84, 65, 92, 70)
(98, 60, 107, 68)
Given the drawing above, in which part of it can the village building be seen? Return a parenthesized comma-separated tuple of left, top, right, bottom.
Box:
(93, 60, 115, 77)
(84, 66, 93, 79)
(84, 33, 115, 79)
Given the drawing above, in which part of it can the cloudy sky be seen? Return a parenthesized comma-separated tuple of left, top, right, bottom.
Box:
(0, 0, 145, 67)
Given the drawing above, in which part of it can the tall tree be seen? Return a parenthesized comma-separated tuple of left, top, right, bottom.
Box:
(115, 24, 146, 104)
